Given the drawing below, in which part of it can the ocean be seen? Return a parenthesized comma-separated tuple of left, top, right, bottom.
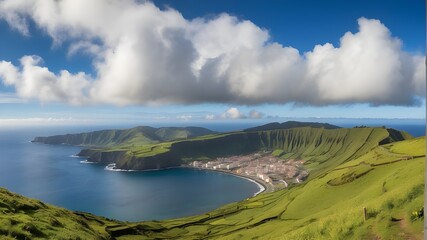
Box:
(0, 126, 260, 221)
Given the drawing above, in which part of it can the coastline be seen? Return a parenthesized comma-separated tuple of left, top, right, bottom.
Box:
(184, 166, 274, 195)
(78, 153, 272, 196)
(99, 161, 272, 196)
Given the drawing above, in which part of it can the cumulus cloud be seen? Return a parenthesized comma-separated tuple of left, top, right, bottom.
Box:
(0, 0, 424, 107)
(248, 110, 265, 119)
(221, 107, 246, 119)
(207, 108, 264, 120)
(0, 55, 91, 105)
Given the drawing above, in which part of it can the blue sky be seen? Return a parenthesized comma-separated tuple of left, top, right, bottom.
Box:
(0, 0, 424, 127)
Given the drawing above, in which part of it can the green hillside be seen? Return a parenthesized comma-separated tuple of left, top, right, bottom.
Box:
(0, 187, 117, 239)
(32, 126, 216, 147)
(80, 127, 410, 175)
(0, 135, 424, 239)
(244, 121, 340, 132)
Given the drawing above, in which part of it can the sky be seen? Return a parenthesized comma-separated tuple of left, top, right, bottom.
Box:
(0, 0, 425, 127)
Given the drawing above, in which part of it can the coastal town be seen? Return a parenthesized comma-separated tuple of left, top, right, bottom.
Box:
(189, 152, 309, 191)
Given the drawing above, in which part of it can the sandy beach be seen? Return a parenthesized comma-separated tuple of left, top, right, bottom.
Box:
(185, 166, 274, 194)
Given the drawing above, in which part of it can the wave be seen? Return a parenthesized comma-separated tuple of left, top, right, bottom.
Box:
(80, 160, 99, 164)
(104, 163, 135, 172)
(232, 175, 265, 196)
(250, 180, 266, 196)
(191, 167, 266, 196)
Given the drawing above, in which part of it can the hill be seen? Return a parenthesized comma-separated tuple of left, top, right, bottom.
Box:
(77, 126, 411, 177)
(32, 126, 216, 147)
(244, 121, 340, 132)
(1, 135, 424, 239)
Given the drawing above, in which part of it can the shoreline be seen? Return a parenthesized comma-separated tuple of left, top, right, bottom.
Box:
(78, 156, 273, 196)
(183, 166, 274, 195)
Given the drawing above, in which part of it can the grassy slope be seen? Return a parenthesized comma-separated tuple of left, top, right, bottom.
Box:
(0, 188, 120, 239)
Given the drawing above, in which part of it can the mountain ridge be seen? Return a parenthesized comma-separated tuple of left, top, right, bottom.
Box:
(244, 121, 340, 132)
(32, 126, 216, 147)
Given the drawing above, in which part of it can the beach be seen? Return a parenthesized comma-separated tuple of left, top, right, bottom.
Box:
(186, 166, 274, 195)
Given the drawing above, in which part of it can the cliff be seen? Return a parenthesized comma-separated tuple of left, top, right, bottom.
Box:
(77, 126, 412, 176)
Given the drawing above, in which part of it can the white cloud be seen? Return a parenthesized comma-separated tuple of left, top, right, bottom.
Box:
(176, 115, 193, 121)
(0, 1, 424, 107)
(248, 110, 265, 119)
(205, 114, 215, 120)
(0, 61, 19, 85)
(304, 18, 424, 105)
(221, 107, 246, 119)
(0, 117, 93, 127)
(0, 55, 91, 105)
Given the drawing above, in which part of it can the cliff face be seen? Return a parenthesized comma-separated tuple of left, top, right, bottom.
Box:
(115, 152, 182, 170)
(78, 150, 129, 164)
(76, 127, 411, 173)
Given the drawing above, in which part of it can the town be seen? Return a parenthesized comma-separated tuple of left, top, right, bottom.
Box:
(189, 152, 309, 190)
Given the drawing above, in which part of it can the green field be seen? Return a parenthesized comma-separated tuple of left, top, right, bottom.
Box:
(1, 126, 424, 239)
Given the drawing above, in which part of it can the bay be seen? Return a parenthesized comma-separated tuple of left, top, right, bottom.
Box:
(0, 127, 260, 221)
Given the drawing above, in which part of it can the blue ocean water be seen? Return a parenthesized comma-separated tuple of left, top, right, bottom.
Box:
(0, 127, 259, 221)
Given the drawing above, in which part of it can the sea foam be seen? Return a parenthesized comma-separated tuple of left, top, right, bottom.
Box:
(104, 163, 135, 172)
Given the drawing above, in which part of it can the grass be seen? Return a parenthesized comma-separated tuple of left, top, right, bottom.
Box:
(0, 188, 119, 239)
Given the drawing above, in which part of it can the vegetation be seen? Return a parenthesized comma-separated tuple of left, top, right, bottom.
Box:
(244, 121, 340, 132)
(32, 126, 216, 147)
(0, 188, 119, 239)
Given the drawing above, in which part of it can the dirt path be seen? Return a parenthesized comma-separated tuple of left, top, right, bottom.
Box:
(396, 218, 422, 240)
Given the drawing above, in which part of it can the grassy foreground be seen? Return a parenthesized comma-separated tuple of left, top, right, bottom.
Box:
(0, 133, 424, 239)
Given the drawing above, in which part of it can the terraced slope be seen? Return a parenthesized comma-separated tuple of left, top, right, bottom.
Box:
(1, 136, 423, 239)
